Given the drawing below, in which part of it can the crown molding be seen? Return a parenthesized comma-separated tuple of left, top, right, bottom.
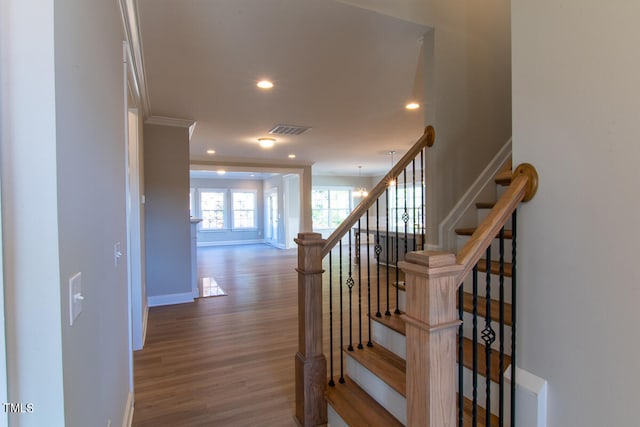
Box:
(119, 0, 151, 116)
(145, 116, 197, 140)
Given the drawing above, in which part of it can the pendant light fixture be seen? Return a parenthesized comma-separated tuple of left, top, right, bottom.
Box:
(355, 166, 368, 198)
(388, 151, 396, 187)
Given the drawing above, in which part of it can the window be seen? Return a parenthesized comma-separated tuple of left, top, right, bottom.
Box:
(312, 188, 352, 229)
(388, 184, 424, 232)
(232, 191, 257, 229)
(199, 190, 226, 230)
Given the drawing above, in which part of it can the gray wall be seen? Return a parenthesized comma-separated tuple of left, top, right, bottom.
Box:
(513, 0, 640, 425)
(190, 177, 264, 244)
(1, 0, 131, 426)
(144, 124, 192, 300)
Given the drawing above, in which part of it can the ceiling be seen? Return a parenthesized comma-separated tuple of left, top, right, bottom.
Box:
(135, 0, 429, 176)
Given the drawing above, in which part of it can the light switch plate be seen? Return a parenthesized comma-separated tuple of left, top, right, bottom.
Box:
(69, 272, 83, 325)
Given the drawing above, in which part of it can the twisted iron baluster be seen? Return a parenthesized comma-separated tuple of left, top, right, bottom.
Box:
(511, 210, 518, 426)
(375, 200, 382, 318)
(482, 247, 496, 427)
(357, 220, 363, 350)
(328, 251, 335, 387)
(347, 232, 355, 352)
(339, 241, 345, 383)
(366, 211, 373, 347)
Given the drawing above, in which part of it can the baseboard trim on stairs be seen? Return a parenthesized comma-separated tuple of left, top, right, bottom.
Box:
(505, 366, 548, 427)
(121, 390, 134, 427)
(437, 138, 512, 251)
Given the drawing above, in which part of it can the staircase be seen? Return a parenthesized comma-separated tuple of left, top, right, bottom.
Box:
(325, 162, 514, 427)
(295, 127, 538, 427)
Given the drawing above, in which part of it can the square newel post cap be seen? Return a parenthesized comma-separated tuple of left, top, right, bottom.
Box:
(398, 250, 463, 277)
(294, 232, 325, 246)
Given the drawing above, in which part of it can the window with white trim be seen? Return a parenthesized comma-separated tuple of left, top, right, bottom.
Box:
(388, 184, 424, 232)
(312, 188, 352, 229)
(232, 191, 257, 229)
(199, 189, 226, 230)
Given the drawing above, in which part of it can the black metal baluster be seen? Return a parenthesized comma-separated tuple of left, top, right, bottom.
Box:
(473, 265, 479, 427)
(499, 228, 505, 426)
(347, 232, 355, 352)
(511, 210, 518, 426)
(483, 247, 495, 427)
(458, 283, 465, 427)
(375, 200, 382, 318)
(328, 251, 335, 387)
(395, 176, 401, 315)
(366, 211, 373, 347)
(421, 149, 425, 247)
(339, 241, 345, 383)
(357, 219, 363, 350)
(385, 188, 391, 316)
(412, 159, 417, 251)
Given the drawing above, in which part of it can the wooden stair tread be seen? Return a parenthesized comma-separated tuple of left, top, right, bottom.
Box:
(462, 396, 500, 427)
(326, 377, 403, 427)
(461, 292, 512, 326)
(477, 259, 512, 277)
(455, 227, 513, 239)
(370, 313, 406, 335)
(344, 344, 406, 396)
(460, 337, 511, 384)
(494, 169, 512, 186)
(475, 201, 496, 209)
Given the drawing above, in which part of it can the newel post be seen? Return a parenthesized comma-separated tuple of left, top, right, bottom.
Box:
(398, 251, 463, 427)
(294, 232, 327, 426)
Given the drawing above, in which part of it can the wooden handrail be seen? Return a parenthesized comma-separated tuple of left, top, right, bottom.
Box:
(455, 163, 538, 283)
(321, 125, 435, 258)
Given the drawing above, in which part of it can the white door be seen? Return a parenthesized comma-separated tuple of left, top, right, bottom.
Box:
(265, 189, 278, 245)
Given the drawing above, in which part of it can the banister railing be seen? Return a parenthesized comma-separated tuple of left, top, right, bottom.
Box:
(295, 125, 435, 427)
(398, 162, 538, 427)
(321, 125, 435, 257)
(456, 163, 538, 282)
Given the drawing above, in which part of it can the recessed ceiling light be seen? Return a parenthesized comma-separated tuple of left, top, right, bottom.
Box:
(257, 80, 274, 89)
(405, 102, 420, 110)
(288, 154, 296, 159)
(206, 149, 216, 155)
(217, 170, 226, 175)
(258, 137, 275, 148)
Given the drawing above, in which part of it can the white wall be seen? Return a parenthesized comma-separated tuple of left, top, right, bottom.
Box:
(1, 1, 65, 425)
(1, 0, 131, 426)
(336, 0, 512, 246)
(512, 1, 640, 425)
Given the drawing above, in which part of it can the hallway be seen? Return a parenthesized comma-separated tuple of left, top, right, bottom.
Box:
(132, 245, 299, 426)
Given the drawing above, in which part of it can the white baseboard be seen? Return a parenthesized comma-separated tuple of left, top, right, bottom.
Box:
(147, 292, 194, 307)
(505, 366, 548, 427)
(197, 239, 265, 247)
(264, 241, 286, 249)
(121, 391, 134, 427)
(141, 303, 148, 347)
(437, 139, 512, 251)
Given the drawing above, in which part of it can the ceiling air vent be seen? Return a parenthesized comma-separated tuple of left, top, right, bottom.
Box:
(268, 124, 312, 136)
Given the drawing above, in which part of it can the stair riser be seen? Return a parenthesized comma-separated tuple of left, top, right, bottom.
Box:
(461, 311, 513, 355)
(327, 405, 350, 427)
(371, 320, 406, 359)
(345, 354, 407, 424)
(461, 273, 512, 303)
(459, 365, 511, 420)
(457, 235, 513, 263)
